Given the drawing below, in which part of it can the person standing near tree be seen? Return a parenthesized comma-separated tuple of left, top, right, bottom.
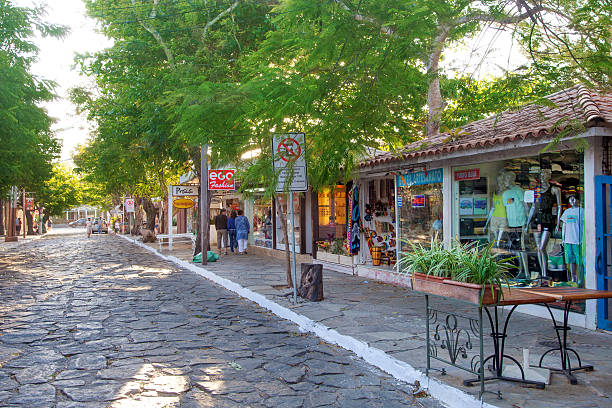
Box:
(214, 209, 229, 255)
(235, 210, 250, 254)
(16, 217, 21, 234)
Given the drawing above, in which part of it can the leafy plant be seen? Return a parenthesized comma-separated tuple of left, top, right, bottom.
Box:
(331, 239, 347, 256)
(452, 241, 513, 287)
(398, 236, 450, 278)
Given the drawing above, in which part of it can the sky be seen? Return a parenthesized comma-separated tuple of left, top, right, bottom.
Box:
(14, 1, 526, 165)
(15, 0, 112, 164)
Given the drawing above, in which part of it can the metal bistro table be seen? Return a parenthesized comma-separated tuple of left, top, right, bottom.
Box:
(424, 287, 612, 398)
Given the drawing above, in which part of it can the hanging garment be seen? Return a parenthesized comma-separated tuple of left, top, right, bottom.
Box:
(350, 186, 361, 255)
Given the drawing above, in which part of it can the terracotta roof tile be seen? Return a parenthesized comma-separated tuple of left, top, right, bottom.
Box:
(361, 85, 612, 168)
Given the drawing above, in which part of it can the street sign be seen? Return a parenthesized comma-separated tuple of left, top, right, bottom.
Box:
(208, 169, 235, 190)
(273, 133, 308, 192)
(172, 185, 198, 196)
(25, 198, 34, 211)
(173, 198, 195, 209)
(125, 198, 135, 213)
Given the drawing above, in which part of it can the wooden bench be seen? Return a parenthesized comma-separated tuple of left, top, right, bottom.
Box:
(156, 233, 195, 250)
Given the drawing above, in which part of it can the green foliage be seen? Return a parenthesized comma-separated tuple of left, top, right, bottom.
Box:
(38, 164, 82, 217)
(398, 236, 451, 277)
(0, 1, 65, 196)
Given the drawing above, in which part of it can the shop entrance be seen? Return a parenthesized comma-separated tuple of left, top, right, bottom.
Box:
(596, 175, 612, 330)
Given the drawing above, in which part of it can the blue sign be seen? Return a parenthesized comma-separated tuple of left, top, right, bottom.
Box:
(396, 168, 443, 187)
(397, 196, 403, 208)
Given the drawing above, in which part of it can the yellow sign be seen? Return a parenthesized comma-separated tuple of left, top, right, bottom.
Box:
(173, 198, 195, 209)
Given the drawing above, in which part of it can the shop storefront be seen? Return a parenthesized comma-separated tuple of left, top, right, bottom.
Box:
(357, 86, 611, 329)
(251, 195, 273, 248)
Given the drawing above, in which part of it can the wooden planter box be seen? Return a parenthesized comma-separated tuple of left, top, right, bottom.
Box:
(412, 273, 500, 305)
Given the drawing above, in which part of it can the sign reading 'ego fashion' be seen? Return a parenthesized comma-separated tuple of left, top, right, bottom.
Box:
(208, 169, 235, 190)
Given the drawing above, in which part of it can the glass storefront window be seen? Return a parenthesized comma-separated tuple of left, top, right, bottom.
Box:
(276, 194, 301, 250)
(362, 178, 397, 267)
(452, 152, 585, 310)
(318, 185, 346, 242)
(252, 196, 273, 248)
(397, 169, 444, 255)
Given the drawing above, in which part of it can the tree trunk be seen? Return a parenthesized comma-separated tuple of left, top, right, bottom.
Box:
(274, 193, 293, 288)
(132, 196, 143, 235)
(0, 198, 4, 235)
(142, 197, 157, 230)
(25, 210, 35, 235)
(426, 26, 450, 137)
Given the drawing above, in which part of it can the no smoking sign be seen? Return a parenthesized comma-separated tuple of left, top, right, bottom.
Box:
(273, 133, 308, 192)
(277, 137, 302, 162)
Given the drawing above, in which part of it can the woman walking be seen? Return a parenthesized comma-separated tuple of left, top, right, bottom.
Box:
(227, 210, 238, 253)
(235, 210, 250, 254)
(86, 218, 92, 238)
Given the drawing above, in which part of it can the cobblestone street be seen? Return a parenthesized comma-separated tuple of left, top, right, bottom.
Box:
(0, 229, 440, 408)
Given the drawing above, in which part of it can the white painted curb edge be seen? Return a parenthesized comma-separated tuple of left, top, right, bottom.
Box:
(119, 235, 496, 408)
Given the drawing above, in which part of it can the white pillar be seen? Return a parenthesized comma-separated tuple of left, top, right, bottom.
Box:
(168, 185, 173, 250)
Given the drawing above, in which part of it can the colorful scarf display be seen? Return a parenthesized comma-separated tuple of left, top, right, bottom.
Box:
(349, 186, 360, 255)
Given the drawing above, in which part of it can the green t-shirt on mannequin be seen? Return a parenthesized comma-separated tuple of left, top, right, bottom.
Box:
(502, 186, 527, 227)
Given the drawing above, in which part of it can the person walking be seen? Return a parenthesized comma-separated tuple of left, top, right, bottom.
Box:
(214, 209, 229, 255)
(97, 217, 103, 234)
(227, 211, 237, 253)
(235, 209, 250, 254)
(15, 217, 21, 234)
(86, 218, 92, 238)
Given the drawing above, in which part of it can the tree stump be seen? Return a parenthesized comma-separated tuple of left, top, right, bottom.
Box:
(298, 264, 324, 302)
(141, 229, 156, 243)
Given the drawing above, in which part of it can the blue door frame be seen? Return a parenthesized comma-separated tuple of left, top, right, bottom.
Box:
(595, 175, 612, 330)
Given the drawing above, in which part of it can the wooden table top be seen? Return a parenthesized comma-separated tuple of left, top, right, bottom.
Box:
(519, 287, 612, 301)
(497, 288, 559, 306)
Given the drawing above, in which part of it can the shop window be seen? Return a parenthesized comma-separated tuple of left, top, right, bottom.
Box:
(317, 186, 347, 242)
(396, 169, 444, 257)
(452, 152, 585, 311)
(276, 194, 301, 250)
(362, 177, 398, 268)
(252, 196, 273, 248)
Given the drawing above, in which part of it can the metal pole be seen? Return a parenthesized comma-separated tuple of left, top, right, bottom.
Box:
(122, 195, 125, 234)
(22, 189, 26, 238)
(289, 192, 298, 304)
(201, 144, 209, 265)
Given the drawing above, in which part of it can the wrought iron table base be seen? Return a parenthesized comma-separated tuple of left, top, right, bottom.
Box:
(537, 301, 594, 384)
(463, 305, 546, 390)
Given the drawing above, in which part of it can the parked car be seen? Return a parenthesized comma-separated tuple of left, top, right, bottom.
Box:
(69, 218, 87, 228)
(92, 219, 109, 234)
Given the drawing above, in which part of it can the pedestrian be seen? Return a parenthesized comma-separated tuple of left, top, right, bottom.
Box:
(214, 209, 229, 255)
(47, 219, 52, 230)
(97, 217, 102, 234)
(86, 218, 92, 238)
(154, 215, 160, 235)
(235, 209, 250, 254)
(114, 220, 120, 234)
(15, 217, 21, 234)
(228, 210, 237, 253)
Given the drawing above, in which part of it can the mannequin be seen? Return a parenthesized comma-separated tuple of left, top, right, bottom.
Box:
(501, 171, 528, 228)
(484, 170, 510, 244)
(560, 196, 584, 286)
(532, 169, 562, 277)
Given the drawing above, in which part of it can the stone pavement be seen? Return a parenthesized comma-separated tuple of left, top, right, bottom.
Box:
(0, 228, 442, 408)
(153, 240, 612, 408)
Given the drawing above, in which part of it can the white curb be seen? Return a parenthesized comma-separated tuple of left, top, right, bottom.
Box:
(118, 234, 496, 408)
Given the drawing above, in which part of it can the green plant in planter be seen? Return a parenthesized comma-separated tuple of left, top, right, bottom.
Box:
(452, 241, 514, 300)
(331, 238, 347, 255)
(398, 236, 450, 278)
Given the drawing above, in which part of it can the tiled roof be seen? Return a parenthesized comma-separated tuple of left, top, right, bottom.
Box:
(360, 85, 612, 168)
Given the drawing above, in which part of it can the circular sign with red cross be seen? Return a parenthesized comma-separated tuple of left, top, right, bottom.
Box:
(277, 137, 302, 162)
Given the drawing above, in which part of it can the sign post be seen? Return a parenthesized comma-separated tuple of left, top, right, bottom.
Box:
(125, 198, 135, 235)
(273, 133, 308, 304)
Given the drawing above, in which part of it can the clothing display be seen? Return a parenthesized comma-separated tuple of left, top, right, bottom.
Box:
(491, 194, 507, 218)
(502, 185, 527, 227)
(564, 243, 584, 265)
(349, 186, 360, 255)
(560, 207, 584, 245)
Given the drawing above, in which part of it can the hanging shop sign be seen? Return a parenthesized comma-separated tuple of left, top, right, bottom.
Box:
(208, 169, 236, 190)
(396, 168, 443, 187)
(173, 198, 195, 209)
(454, 168, 480, 181)
(273, 133, 308, 192)
(125, 198, 135, 213)
(172, 185, 198, 196)
(25, 198, 35, 211)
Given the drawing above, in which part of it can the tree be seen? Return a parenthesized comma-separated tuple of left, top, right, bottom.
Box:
(38, 164, 82, 227)
(0, 1, 65, 197)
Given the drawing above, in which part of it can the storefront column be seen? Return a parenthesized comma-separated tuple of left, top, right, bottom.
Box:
(584, 136, 602, 329)
(442, 164, 453, 249)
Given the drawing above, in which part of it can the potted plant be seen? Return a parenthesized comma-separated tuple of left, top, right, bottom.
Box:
(316, 240, 338, 263)
(399, 239, 512, 305)
(331, 239, 353, 266)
